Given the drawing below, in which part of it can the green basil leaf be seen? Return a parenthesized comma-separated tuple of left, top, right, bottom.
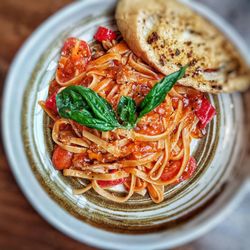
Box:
(68, 111, 117, 131)
(117, 96, 137, 128)
(56, 86, 120, 131)
(55, 67, 187, 132)
(138, 66, 187, 118)
(56, 88, 92, 118)
(62, 86, 120, 126)
(76, 87, 120, 126)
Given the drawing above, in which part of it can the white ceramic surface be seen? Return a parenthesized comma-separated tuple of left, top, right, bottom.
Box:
(2, 0, 250, 249)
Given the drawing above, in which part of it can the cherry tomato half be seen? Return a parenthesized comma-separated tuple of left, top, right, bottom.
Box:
(56, 37, 91, 84)
(52, 146, 73, 170)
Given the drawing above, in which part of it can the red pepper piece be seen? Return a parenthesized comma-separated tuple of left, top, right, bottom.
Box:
(94, 26, 117, 42)
(195, 97, 216, 129)
(45, 90, 58, 113)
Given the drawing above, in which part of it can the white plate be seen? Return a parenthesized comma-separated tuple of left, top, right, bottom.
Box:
(2, 0, 250, 249)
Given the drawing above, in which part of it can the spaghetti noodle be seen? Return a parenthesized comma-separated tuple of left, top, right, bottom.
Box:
(39, 27, 216, 203)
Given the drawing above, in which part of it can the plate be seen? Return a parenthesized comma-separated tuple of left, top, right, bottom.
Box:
(2, 0, 250, 249)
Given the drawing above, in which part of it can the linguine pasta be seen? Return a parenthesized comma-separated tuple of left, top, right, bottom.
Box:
(39, 29, 215, 204)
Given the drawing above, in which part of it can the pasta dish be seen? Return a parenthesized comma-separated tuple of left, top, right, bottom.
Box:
(39, 27, 216, 203)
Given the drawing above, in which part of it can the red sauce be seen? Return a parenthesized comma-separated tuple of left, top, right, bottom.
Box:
(48, 36, 216, 186)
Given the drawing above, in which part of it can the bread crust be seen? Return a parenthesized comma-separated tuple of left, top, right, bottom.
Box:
(116, 0, 250, 93)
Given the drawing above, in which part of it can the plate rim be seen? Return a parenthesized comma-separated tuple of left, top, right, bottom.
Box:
(2, 0, 250, 249)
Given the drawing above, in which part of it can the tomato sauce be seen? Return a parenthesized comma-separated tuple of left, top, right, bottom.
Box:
(47, 33, 216, 187)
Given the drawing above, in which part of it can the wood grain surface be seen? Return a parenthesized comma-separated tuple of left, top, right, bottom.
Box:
(0, 1, 249, 250)
(0, 1, 95, 249)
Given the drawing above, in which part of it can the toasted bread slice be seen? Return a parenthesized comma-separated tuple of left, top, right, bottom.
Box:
(116, 0, 250, 93)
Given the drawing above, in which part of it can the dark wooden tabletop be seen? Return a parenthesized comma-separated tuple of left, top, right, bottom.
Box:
(0, 1, 95, 249)
(0, 1, 249, 250)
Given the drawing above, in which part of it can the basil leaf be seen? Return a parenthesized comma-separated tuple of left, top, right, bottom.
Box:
(76, 87, 120, 126)
(56, 88, 92, 118)
(55, 67, 187, 132)
(68, 111, 117, 131)
(138, 66, 187, 118)
(56, 86, 120, 131)
(117, 96, 137, 128)
(62, 86, 120, 126)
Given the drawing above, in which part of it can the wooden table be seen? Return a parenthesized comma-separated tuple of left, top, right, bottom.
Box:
(0, 1, 94, 249)
(0, 1, 249, 250)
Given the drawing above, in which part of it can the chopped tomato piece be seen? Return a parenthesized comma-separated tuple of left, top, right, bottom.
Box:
(160, 161, 181, 181)
(161, 157, 197, 183)
(45, 91, 58, 113)
(52, 146, 73, 170)
(178, 157, 197, 182)
(135, 113, 165, 135)
(97, 178, 126, 188)
(56, 37, 91, 84)
(195, 97, 216, 129)
(94, 27, 117, 42)
(97, 170, 126, 188)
